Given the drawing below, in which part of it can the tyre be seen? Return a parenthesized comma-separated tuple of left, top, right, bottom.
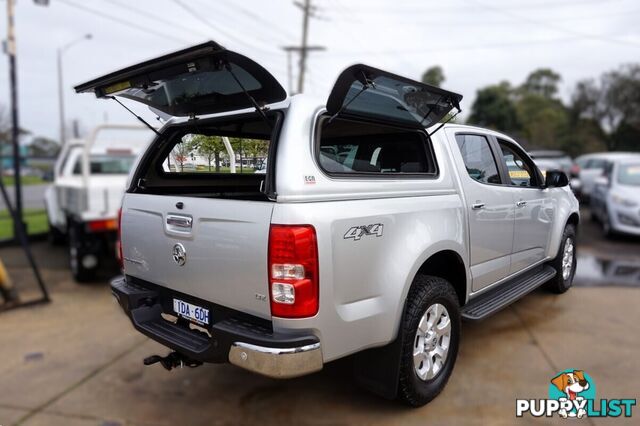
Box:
(398, 275, 461, 407)
(547, 224, 577, 294)
(68, 224, 99, 283)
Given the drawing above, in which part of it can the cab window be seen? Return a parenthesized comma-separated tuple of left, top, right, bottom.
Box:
(497, 140, 539, 187)
(454, 134, 501, 184)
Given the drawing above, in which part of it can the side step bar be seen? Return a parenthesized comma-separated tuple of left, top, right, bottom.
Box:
(461, 265, 556, 321)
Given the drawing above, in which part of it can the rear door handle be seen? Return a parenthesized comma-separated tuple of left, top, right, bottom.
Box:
(516, 200, 527, 207)
(472, 203, 485, 210)
(166, 214, 193, 229)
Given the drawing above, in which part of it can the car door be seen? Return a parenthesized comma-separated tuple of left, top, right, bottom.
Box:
(495, 139, 555, 274)
(448, 131, 515, 292)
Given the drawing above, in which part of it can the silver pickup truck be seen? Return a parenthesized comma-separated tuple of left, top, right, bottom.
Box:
(76, 41, 579, 406)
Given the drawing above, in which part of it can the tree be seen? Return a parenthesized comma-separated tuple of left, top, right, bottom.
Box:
(421, 66, 445, 87)
(226, 137, 269, 171)
(570, 64, 640, 151)
(520, 68, 561, 100)
(28, 137, 60, 157)
(190, 135, 226, 172)
(467, 81, 520, 132)
(171, 139, 193, 172)
(243, 139, 269, 163)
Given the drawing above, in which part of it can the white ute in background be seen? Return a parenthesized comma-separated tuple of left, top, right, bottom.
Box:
(45, 124, 153, 282)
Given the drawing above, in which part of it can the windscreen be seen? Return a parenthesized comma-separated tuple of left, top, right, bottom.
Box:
(617, 163, 640, 186)
(90, 155, 137, 174)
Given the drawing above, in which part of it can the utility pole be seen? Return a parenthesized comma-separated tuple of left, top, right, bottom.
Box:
(57, 34, 92, 148)
(5, 0, 24, 238)
(297, 0, 311, 93)
(281, 0, 325, 94)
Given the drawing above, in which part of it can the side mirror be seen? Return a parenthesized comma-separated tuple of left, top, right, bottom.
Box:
(545, 169, 569, 188)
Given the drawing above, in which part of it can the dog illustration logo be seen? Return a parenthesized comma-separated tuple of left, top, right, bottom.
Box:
(549, 370, 593, 418)
(517, 369, 635, 418)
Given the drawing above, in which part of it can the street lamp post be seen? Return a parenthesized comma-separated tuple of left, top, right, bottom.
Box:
(57, 34, 91, 147)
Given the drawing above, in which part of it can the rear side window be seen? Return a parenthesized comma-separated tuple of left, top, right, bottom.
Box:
(455, 134, 501, 184)
(317, 117, 436, 176)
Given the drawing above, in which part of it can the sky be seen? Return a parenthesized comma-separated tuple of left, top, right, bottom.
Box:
(0, 0, 639, 142)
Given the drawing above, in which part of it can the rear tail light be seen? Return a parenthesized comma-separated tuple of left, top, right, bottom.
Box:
(116, 208, 123, 271)
(86, 218, 118, 232)
(268, 224, 318, 318)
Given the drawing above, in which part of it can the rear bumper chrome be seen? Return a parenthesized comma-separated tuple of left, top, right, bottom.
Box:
(110, 275, 323, 379)
(229, 342, 323, 379)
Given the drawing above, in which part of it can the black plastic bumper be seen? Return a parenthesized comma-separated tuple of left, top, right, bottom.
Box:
(110, 276, 320, 366)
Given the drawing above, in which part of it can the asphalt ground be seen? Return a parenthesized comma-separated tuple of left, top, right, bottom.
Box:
(0, 209, 639, 425)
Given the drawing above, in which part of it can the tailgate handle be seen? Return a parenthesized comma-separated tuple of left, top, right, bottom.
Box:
(166, 215, 192, 229)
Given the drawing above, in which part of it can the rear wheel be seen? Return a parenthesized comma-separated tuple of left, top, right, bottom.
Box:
(547, 224, 576, 294)
(68, 223, 99, 283)
(397, 275, 460, 407)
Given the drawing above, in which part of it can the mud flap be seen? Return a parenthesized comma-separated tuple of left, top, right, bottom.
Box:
(353, 333, 403, 400)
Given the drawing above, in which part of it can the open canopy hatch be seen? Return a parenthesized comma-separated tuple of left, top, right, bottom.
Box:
(74, 41, 287, 117)
(76, 42, 462, 131)
(326, 64, 463, 129)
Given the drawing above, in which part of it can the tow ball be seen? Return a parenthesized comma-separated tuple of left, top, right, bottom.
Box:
(143, 352, 202, 371)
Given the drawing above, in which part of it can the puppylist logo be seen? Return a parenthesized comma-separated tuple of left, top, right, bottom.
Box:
(516, 369, 636, 419)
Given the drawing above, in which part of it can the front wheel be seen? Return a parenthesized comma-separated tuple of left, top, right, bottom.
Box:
(547, 224, 577, 294)
(397, 275, 461, 407)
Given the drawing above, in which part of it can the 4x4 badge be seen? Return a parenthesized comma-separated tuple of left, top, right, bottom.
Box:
(344, 224, 384, 241)
(172, 243, 186, 266)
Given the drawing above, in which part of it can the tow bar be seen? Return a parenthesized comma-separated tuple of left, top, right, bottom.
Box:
(143, 352, 202, 371)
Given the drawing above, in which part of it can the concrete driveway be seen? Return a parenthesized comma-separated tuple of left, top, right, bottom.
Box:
(1, 215, 639, 425)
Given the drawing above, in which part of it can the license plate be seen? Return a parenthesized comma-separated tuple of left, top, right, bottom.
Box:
(173, 298, 210, 325)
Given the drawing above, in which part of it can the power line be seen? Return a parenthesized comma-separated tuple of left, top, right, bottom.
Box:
(331, 0, 626, 15)
(218, 0, 298, 43)
(173, 0, 283, 56)
(465, 0, 640, 49)
(57, 0, 191, 45)
(332, 6, 640, 27)
(103, 0, 209, 39)
(324, 35, 592, 56)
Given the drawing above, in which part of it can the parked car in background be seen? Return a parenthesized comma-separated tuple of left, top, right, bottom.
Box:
(76, 42, 580, 407)
(572, 152, 636, 200)
(590, 155, 640, 237)
(529, 150, 572, 174)
(44, 125, 153, 282)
